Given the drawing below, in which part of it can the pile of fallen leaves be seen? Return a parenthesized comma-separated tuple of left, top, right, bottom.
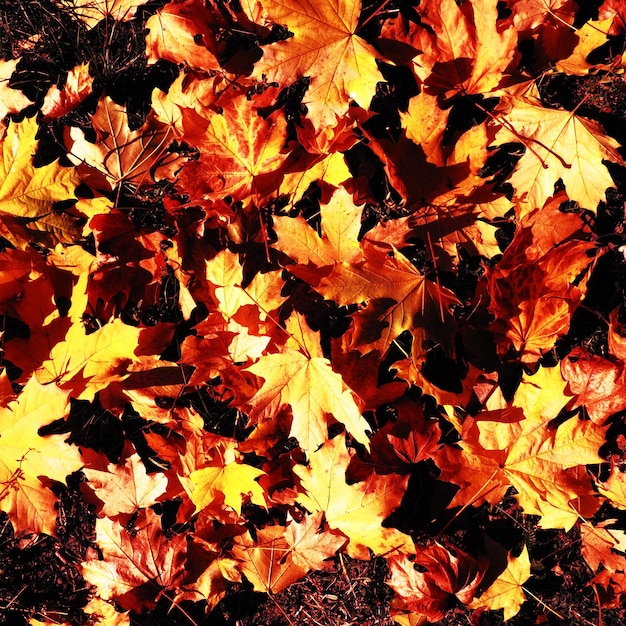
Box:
(3, 0, 626, 624)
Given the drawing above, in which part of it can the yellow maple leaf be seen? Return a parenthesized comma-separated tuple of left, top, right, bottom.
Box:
(0, 378, 82, 534)
(493, 95, 623, 214)
(81, 597, 130, 626)
(37, 317, 143, 399)
(285, 512, 347, 570)
(294, 433, 410, 558)
(204, 249, 287, 320)
(469, 545, 531, 620)
(246, 348, 371, 452)
(556, 16, 616, 75)
(435, 367, 604, 529)
(0, 117, 82, 248)
(273, 186, 364, 285)
(190, 446, 266, 516)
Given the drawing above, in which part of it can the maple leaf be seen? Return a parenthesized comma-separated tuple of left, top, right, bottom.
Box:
(190, 442, 266, 516)
(387, 421, 443, 466)
(37, 316, 143, 400)
(183, 540, 239, 611)
(317, 240, 459, 366)
(82, 597, 130, 626)
(82, 509, 187, 611)
(145, 0, 221, 72)
(0, 59, 33, 123)
(0, 117, 82, 248)
(510, 0, 576, 32)
(294, 433, 411, 558)
(69, 96, 182, 191)
(411, 0, 517, 98)
(487, 194, 595, 362)
(556, 16, 616, 75)
(596, 465, 626, 510)
(0, 378, 81, 534)
(580, 521, 626, 575)
(232, 513, 344, 593)
(204, 249, 287, 321)
(1, 270, 77, 387)
(285, 512, 347, 570)
(469, 545, 531, 620)
(246, 348, 371, 452)
(387, 542, 487, 622)
(273, 186, 363, 285)
(83, 453, 168, 516)
(434, 366, 604, 529)
(608, 310, 626, 361)
(58, 0, 150, 29)
(231, 525, 308, 593)
(279, 148, 352, 202)
(250, 0, 382, 130)
(561, 347, 626, 425)
(41, 62, 93, 119)
(493, 95, 623, 214)
(177, 89, 288, 205)
(400, 90, 456, 168)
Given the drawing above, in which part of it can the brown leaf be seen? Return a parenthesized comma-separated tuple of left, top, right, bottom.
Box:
(82, 509, 187, 611)
(69, 96, 183, 191)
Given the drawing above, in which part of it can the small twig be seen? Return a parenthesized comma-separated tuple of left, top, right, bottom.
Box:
(522, 586, 567, 621)
(592, 583, 603, 626)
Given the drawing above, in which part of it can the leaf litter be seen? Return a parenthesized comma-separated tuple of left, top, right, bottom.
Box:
(2, 0, 626, 625)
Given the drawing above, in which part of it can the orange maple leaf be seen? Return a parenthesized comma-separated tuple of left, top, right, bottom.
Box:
(318, 240, 459, 367)
(411, 0, 517, 98)
(231, 513, 345, 593)
(250, 0, 382, 130)
(388, 542, 487, 622)
(145, 0, 221, 72)
(177, 89, 288, 205)
(83, 453, 169, 516)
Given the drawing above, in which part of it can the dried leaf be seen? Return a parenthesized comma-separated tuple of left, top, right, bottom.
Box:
(469, 546, 531, 620)
(83, 453, 168, 516)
